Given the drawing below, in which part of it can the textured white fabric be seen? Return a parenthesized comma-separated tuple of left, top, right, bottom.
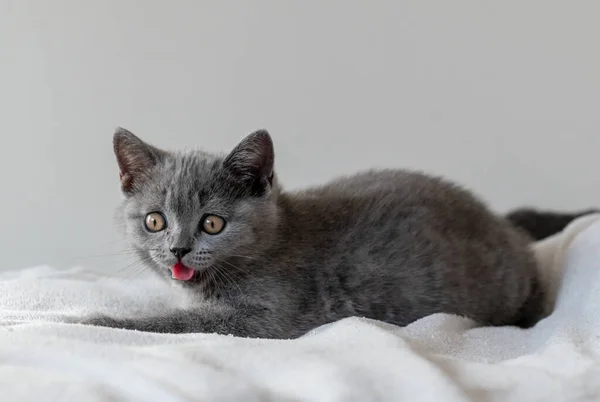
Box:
(1, 215, 599, 402)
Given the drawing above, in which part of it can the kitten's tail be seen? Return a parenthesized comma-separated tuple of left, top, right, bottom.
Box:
(505, 207, 599, 241)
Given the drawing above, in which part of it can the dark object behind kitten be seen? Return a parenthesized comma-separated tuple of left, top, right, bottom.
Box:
(84, 128, 589, 338)
(505, 208, 599, 241)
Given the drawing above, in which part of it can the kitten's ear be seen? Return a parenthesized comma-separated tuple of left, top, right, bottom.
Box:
(113, 127, 165, 194)
(223, 129, 275, 195)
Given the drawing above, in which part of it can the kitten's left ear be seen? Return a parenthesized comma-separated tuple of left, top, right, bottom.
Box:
(223, 129, 275, 195)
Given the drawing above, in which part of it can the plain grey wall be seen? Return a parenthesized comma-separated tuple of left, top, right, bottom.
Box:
(1, 1, 599, 273)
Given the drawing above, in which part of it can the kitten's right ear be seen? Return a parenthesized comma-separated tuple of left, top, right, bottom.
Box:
(223, 129, 275, 196)
(113, 128, 165, 194)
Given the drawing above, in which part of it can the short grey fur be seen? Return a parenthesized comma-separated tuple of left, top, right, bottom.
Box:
(85, 128, 547, 338)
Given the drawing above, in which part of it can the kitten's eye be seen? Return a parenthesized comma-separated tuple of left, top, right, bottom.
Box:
(145, 212, 167, 232)
(202, 214, 225, 235)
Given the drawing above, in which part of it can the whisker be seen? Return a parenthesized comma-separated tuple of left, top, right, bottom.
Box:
(215, 265, 244, 282)
(214, 257, 249, 275)
(212, 264, 235, 294)
(220, 254, 254, 260)
(115, 260, 144, 277)
(120, 266, 148, 283)
(213, 263, 244, 297)
(72, 251, 141, 260)
(116, 256, 155, 282)
(206, 268, 219, 294)
(118, 262, 148, 282)
(128, 265, 152, 282)
(66, 249, 164, 265)
(210, 267, 226, 295)
(209, 265, 228, 295)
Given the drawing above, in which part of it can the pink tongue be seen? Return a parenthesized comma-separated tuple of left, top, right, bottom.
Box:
(172, 262, 195, 281)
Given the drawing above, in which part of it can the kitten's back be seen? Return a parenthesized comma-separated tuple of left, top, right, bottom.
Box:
(278, 169, 544, 328)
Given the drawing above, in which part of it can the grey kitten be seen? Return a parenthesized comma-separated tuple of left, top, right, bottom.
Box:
(85, 128, 546, 338)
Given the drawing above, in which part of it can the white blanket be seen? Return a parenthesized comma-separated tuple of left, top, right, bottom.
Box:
(2, 215, 600, 402)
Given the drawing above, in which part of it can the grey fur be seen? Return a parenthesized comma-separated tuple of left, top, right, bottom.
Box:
(85, 128, 546, 338)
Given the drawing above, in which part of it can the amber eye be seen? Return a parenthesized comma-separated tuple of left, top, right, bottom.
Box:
(144, 212, 167, 233)
(202, 214, 225, 235)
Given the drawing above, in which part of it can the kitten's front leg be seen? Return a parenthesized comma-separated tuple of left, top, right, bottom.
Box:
(80, 305, 283, 338)
(82, 315, 189, 333)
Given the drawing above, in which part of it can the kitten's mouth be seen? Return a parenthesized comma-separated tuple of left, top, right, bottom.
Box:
(171, 262, 195, 281)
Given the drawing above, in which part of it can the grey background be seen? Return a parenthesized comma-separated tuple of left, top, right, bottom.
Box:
(1, 1, 598, 273)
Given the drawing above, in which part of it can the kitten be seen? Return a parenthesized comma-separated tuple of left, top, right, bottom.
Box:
(85, 128, 547, 338)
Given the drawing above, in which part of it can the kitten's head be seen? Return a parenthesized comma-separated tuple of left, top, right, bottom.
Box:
(113, 128, 280, 285)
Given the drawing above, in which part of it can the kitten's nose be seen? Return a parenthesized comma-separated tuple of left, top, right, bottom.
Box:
(170, 247, 192, 260)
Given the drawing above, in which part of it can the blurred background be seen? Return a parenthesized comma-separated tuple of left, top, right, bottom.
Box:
(1, 1, 598, 273)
